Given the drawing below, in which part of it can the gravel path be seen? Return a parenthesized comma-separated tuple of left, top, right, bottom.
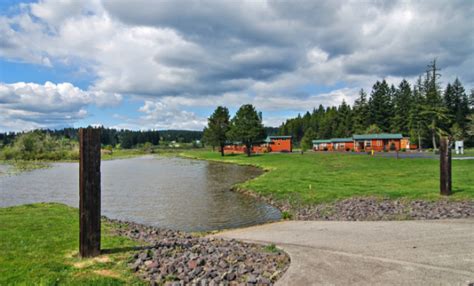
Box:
(109, 219, 290, 285)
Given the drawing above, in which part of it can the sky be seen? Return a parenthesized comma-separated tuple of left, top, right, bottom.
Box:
(0, 0, 473, 132)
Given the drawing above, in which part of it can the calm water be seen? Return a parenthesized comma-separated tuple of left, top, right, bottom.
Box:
(0, 156, 280, 231)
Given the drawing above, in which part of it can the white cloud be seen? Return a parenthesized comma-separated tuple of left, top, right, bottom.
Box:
(0, 81, 121, 131)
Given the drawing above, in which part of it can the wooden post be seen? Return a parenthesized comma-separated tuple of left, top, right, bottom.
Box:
(439, 136, 452, 196)
(79, 128, 101, 257)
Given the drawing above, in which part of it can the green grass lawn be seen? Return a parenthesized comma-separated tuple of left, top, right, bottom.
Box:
(180, 151, 474, 205)
(0, 203, 145, 285)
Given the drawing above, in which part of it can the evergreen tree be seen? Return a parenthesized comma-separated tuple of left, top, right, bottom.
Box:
(365, 124, 382, 134)
(301, 127, 316, 152)
(352, 89, 369, 134)
(205, 106, 230, 156)
(227, 104, 265, 157)
(451, 78, 469, 133)
(409, 76, 426, 149)
(368, 80, 392, 131)
(335, 100, 352, 137)
(423, 59, 447, 151)
(391, 79, 412, 135)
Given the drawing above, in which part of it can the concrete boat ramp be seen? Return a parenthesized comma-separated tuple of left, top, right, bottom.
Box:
(212, 219, 474, 285)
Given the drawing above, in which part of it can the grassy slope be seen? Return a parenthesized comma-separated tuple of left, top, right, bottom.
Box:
(0, 203, 144, 285)
(181, 151, 474, 205)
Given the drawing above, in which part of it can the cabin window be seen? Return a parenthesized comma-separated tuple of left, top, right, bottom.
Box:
(365, 140, 371, 147)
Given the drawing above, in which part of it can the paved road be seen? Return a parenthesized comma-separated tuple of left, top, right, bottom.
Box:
(213, 220, 474, 285)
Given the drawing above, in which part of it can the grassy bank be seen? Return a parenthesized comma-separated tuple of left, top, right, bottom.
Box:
(180, 151, 474, 206)
(0, 203, 145, 285)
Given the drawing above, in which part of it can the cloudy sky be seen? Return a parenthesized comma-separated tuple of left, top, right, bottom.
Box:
(0, 0, 473, 132)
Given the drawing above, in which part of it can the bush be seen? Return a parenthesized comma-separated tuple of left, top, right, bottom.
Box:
(401, 148, 406, 152)
(282, 211, 293, 220)
(0, 131, 79, 161)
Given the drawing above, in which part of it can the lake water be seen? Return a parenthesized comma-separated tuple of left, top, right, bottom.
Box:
(0, 156, 281, 231)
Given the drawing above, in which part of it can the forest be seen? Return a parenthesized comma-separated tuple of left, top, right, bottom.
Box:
(279, 61, 474, 148)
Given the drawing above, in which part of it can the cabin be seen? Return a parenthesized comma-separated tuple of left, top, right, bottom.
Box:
(400, 137, 417, 150)
(265, 136, 293, 152)
(331, 138, 354, 151)
(353, 133, 403, 152)
(223, 136, 291, 154)
(223, 143, 269, 154)
(312, 139, 333, 151)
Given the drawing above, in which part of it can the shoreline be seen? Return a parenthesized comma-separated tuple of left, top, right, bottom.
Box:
(180, 152, 474, 222)
(106, 217, 290, 285)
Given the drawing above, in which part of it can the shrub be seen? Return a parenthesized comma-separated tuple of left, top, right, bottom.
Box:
(282, 211, 293, 219)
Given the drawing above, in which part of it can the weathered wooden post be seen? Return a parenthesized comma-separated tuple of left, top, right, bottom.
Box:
(79, 128, 101, 257)
(439, 136, 452, 196)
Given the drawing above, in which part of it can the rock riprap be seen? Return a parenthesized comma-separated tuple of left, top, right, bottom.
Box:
(109, 220, 290, 285)
(294, 198, 474, 221)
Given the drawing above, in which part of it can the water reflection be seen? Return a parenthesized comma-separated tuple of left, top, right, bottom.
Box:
(0, 156, 280, 231)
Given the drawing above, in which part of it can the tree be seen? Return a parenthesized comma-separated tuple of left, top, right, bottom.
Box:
(467, 114, 474, 137)
(301, 127, 316, 152)
(352, 89, 369, 134)
(450, 123, 463, 141)
(422, 60, 447, 151)
(368, 80, 393, 131)
(365, 124, 382, 134)
(392, 79, 412, 134)
(451, 78, 469, 133)
(204, 106, 230, 156)
(335, 100, 353, 137)
(409, 77, 426, 150)
(227, 104, 265, 157)
(421, 105, 450, 151)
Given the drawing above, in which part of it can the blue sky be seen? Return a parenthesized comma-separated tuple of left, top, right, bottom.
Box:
(0, 0, 473, 132)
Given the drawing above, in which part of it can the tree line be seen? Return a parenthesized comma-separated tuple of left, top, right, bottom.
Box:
(0, 128, 204, 149)
(279, 60, 474, 149)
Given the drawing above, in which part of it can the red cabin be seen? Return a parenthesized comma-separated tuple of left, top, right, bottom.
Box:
(353, 134, 403, 152)
(331, 138, 354, 151)
(265, 136, 293, 152)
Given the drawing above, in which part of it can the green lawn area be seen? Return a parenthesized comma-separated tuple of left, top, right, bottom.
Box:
(453, 148, 474, 157)
(0, 203, 145, 285)
(180, 151, 474, 205)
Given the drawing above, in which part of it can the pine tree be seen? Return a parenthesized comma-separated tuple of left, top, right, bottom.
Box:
(227, 104, 265, 157)
(408, 76, 426, 150)
(423, 59, 446, 151)
(335, 100, 352, 137)
(368, 80, 393, 132)
(451, 78, 469, 133)
(301, 127, 316, 152)
(352, 89, 369, 134)
(391, 79, 412, 135)
(205, 106, 231, 156)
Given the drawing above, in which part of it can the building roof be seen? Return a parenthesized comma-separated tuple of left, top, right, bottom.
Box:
(331, 137, 353, 143)
(268, 136, 292, 139)
(265, 135, 292, 143)
(312, 139, 332, 144)
(353, 133, 403, 140)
